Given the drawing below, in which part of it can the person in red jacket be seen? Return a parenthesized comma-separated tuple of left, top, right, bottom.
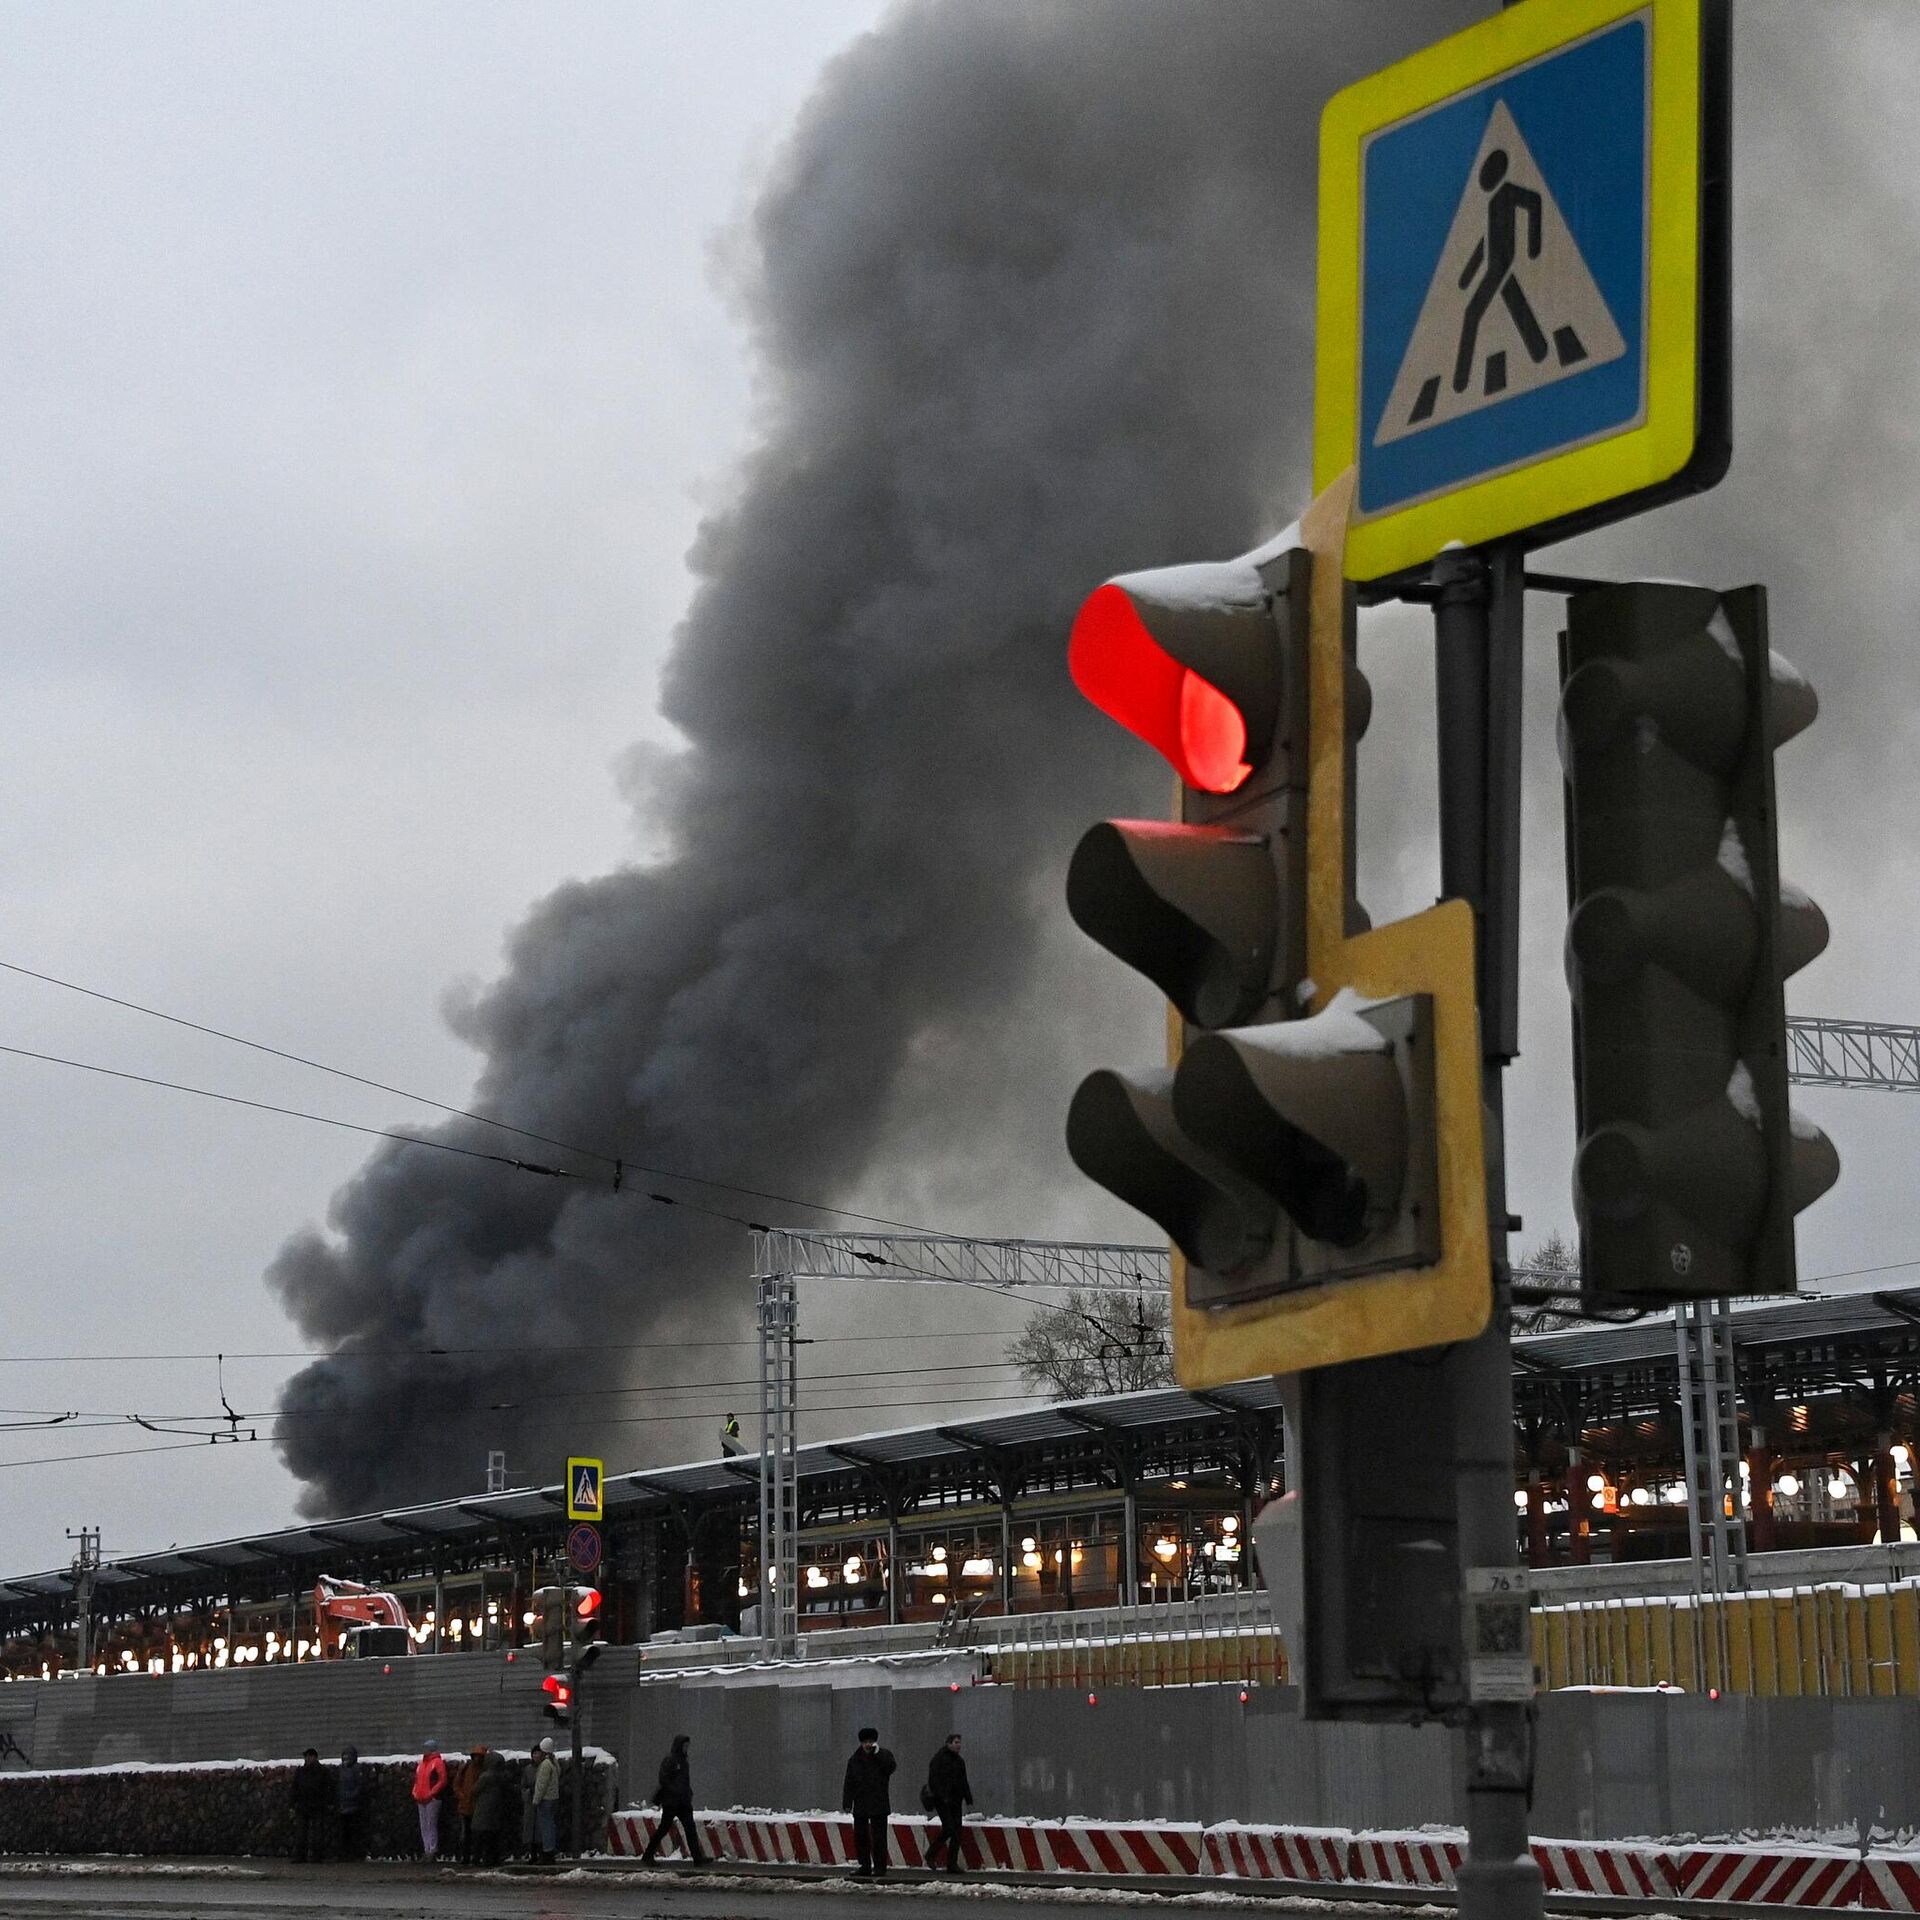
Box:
(412, 1740, 449, 1858)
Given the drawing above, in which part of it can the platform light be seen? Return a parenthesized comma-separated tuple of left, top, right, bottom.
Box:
(1777, 1474, 1800, 1498)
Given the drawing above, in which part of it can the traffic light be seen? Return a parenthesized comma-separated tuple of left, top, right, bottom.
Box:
(534, 1586, 566, 1670)
(1066, 474, 1491, 1383)
(1560, 581, 1840, 1300)
(568, 1586, 605, 1664)
(541, 1672, 572, 1726)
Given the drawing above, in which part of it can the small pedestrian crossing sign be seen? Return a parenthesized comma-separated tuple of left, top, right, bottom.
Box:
(1315, 0, 1728, 582)
(566, 1456, 603, 1522)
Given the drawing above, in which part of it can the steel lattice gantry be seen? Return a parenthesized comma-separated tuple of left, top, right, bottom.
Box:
(1787, 1016, 1920, 1091)
(747, 1231, 1170, 1654)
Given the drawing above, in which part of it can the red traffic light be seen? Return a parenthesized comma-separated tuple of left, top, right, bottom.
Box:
(575, 1589, 602, 1622)
(1071, 584, 1253, 793)
(542, 1674, 572, 1705)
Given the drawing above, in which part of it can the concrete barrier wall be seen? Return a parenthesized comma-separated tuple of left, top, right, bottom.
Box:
(8, 1653, 1920, 1844)
(0, 1652, 587, 1778)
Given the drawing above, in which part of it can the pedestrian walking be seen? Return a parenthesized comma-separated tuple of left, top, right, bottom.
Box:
(640, 1733, 704, 1865)
(470, 1749, 513, 1867)
(412, 1739, 449, 1859)
(924, 1733, 973, 1875)
(290, 1747, 330, 1863)
(841, 1725, 897, 1879)
(531, 1735, 562, 1862)
(454, 1745, 488, 1863)
(335, 1744, 367, 1860)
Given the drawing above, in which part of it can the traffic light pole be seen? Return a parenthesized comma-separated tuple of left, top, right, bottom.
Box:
(1431, 543, 1541, 1920)
(570, 1671, 585, 1857)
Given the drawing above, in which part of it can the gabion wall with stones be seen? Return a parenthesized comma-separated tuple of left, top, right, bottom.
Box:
(0, 1751, 615, 1859)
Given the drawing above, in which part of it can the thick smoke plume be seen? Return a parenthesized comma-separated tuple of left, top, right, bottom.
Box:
(271, 0, 1920, 1516)
(269, 0, 1479, 1514)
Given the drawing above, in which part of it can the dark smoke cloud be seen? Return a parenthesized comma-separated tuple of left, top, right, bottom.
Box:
(269, 0, 1480, 1514)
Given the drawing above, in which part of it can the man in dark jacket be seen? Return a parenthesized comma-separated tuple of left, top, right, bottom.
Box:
(841, 1726, 897, 1878)
(470, 1749, 513, 1867)
(640, 1733, 704, 1864)
(335, 1745, 367, 1860)
(290, 1748, 330, 1863)
(925, 1734, 973, 1874)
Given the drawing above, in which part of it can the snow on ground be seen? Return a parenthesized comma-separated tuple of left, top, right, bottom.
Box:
(0, 1858, 265, 1876)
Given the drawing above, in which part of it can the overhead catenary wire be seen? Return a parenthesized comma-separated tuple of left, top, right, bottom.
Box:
(0, 1355, 1039, 1425)
(0, 958, 965, 1236)
(0, 1386, 1055, 1473)
(0, 1327, 1029, 1366)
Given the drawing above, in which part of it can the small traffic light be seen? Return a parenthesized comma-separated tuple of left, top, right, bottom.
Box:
(541, 1672, 572, 1725)
(1560, 582, 1839, 1300)
(568, 1586, 605, 1664)
(533, 1586, 566, 1670)
(1066, 475, 1491, 1382)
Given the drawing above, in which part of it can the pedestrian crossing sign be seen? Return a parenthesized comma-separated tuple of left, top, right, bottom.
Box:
(566, 1456, 603, 1522)
(1315, 0, 1728, 583)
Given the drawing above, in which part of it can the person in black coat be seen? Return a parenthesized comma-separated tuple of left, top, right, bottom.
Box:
(924, 1734, 973, 1874)
(290, 1748, 330, 1863)
(841, 1726, 897, 1878)
(640, 1733, 705, 1865)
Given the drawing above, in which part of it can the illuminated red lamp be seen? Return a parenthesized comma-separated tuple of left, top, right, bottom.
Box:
(576, 1590, 603, 1623)
(543, 1674, 572, 1706)
(1070, 585, 1257, 795)
(1086, 1691, 1098, 1707)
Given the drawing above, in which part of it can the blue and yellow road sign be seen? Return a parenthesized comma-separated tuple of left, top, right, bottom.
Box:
(1316, 0, 1728, 583)
(565, 1456, 603, 1523)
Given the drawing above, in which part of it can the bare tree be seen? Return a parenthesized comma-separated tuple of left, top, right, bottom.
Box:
(1513, 1229, 1582, 1333)
(1008, 1288, 1173, 1400)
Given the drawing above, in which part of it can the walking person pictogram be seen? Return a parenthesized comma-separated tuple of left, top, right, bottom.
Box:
(1451, 148, 1550, 396)
(1378, 100, 1625, 445)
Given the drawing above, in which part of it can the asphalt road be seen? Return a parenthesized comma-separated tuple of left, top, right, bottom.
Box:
(0, 1861, 1419, 1920)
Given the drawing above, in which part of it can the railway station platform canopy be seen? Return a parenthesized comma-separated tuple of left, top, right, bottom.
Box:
(3, 1286, 1919, 1658)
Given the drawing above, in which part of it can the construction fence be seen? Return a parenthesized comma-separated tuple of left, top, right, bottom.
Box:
(1535, 1580, 1920, 1697)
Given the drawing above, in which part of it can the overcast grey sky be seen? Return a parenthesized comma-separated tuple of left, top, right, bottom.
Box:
(0, 0, 901, 1568)
(2, 3, 1919, 1573)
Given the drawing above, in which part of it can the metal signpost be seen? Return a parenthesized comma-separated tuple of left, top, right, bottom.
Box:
(1066, 10, 1747, 1920)
(1308, 10, 1729, 1918)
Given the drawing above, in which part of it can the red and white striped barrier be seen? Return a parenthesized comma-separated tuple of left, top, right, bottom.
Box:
(1664, 1845, 1865, 1907)
(1531, 1839, 1667, 1899)
(1349, 1830, 1464, 1889)
(1205, 1822, 1349, 1882)
(609, 1808, 1919, 1911)
(607, 1809, 1199, 1876)
(1859, 1853, 1920, 1911)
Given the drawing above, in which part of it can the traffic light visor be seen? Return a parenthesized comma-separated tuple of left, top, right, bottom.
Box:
(1070, 582, 1255, 793)
(575, 1590, 602, 1622)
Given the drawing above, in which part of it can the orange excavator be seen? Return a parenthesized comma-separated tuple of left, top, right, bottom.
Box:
(313, 1575, 415, 1660)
